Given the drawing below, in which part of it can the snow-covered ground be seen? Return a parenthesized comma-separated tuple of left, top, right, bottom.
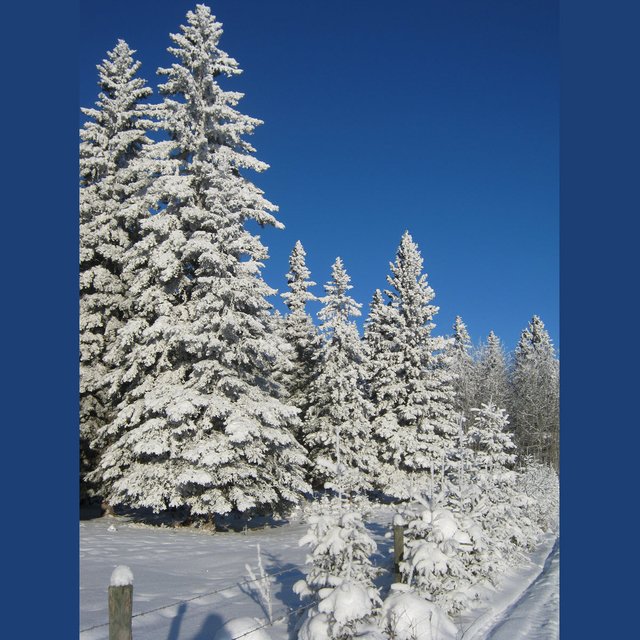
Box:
(456, 534, 558, 640)
(487, 543, 558, 640)
(79, 508, 557, 639)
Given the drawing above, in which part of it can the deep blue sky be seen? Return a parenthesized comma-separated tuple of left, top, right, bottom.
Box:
(80, 0, 558, 353)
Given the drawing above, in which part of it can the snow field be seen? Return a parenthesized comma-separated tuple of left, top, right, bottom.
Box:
(80, 507, 557, 640)
(80, 507, 395, 640)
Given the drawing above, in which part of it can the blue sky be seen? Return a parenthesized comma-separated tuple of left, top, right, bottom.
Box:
(80, 0, 558, 353)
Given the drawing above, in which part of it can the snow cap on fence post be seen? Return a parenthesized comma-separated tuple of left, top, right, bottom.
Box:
(110, 565, 134, 587)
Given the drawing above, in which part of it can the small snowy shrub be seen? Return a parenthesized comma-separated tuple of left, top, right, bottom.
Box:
(295, 508, 380, 639)
(464, 404, 542, 567)
(517, 458, 559, 532)
(375, 463, 421, 501)
(298, 581, 378, 640)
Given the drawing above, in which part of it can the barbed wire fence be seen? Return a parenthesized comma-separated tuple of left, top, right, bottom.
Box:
(81, 558, 404, 636)
(79, 563, 307, 636)
(80, 545, 402, 639)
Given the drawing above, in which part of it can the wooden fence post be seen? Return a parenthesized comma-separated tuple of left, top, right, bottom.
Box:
(393, 522, 405, 583)
(109, 566, 133, 640)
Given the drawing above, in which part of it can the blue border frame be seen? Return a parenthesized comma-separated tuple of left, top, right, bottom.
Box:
(6, 2, 79, 637)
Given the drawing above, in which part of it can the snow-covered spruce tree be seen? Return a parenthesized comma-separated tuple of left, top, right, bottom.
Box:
(92, 4, 308, 522)
(365, 232, 457, 498)
(364, 288, 404, 493)
(510, 316, 560, 469)
(305, 258, 375, 495)
(79, 40, 155, 502)
(467, 403, 516, 478)
(267, 307, 303, 411)
(364, 289, 401, 416)
(295, 509, 380, 640)
(281, 241, 323, 435)
(474, 331, 509, 410)
(465, 403, 538, 569)
(445, 316, 476, 425)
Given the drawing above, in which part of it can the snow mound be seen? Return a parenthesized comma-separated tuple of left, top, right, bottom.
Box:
(430, 509, 458, 541)
(317, 581, 374, 623)
(393, 513, 406, 527)
(380, 590, 458, 640)
(110, 565, 133, 587)
(212, 617, 271, 640)
(298, 612, 330, 640)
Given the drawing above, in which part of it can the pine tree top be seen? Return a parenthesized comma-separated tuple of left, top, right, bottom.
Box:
(516, 315, 556, 360)
(283, 241, 316, 313)
(319, 258, 362, 328)
(82, 39, 152, 120)
(162, 4, 241, 81)
(486, 331, 504, 356)
(451, 316, 471, 354)
(386, 232, 438, 328)
(80, 39, 153, 187)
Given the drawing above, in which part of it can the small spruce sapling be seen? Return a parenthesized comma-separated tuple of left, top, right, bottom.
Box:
(516, 456, 559, 533)
(465, 403, 540, 568)
(295, 508, 380, 639)
(400, 493, 481, 615)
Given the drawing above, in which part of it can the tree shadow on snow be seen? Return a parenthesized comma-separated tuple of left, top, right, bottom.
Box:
(189, 611, 226, 640)
(80, 500, 105, 521)
(239, 580, 271, 621)
(99, 503, 294, 532)
(365, 519, 393, 541)
(364, 521, 396, 598)
(166, 602, 188, 640)
(365, 520, 394, 563)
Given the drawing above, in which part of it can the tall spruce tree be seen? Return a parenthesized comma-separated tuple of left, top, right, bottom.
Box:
(92, 5, 309, 521)
(474, 331, 509, 410)
(446, 316, 476, 425)
(79, 40, 154, 501)
(305, 258, 375, 495)
(366, 232, 457, 497)
(364, 288, 405, 493)
(511, 316, 560, 469)
(280, 241, 323, 434)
